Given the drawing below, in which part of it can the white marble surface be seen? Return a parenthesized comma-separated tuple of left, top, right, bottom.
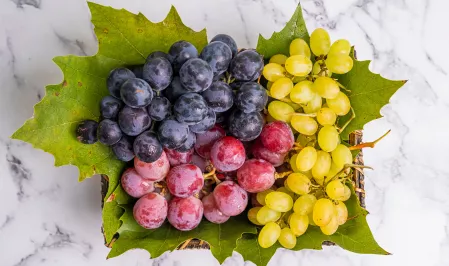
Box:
(1, 0, 449, 265)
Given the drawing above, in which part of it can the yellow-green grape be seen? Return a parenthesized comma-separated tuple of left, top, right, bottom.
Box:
(286, 173, 311, 195)
(314, 176, 324, 186)
(310, 28, 331, 56)
(312, 60, 332, 77)
(277, 187, 295, 200)
(296, 146, 318, 171)
(263, 63, 286, 82)
(289, 212, 309, 236)
(293, 194, 317, 215)
(313, 198, 334, 226)
(300, 170, 313, 179)
(326, 54, 353, 74)
(268, 101, 294, 122)
(269, 54, 288, 65)
(290, 154, 300, 172)
(258, 222, 281, 248)
(320, 215, 339, 235)
(291, 115, 318, 136)
(278, 227, 297, 249)
(318, 125, 339, 152)
(340, 185, 351, 201)
(257, 206, 282, 225)
(311, 150, 332, 179)
(297, 134, 317, 148)
(267, 81, 273, 90)
(285, 55, 313, 77)
(248, 207, 263, 225)
(326, 180, 346, 200)
(289, 38, 311, 58)
(331, 144, 352, 168)
(334, 201, 348, 225)
(257, 189, 274, 206)
(326, 91, 351, 116)
(313, 76, 340, 99)
(317, 107, 337, 126)
(292, 76, 307, 83)
(303, 93, 322, 114)
(308, 212, 316, 226)
(265, 192, 294, 212)
(270, 77, 293, 100)
(290, 81, 315, 104)
(329, 39, 351, 56)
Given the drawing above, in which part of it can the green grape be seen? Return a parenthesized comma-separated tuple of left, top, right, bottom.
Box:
(278, 227, 297, 249)
(269, 54, 288, 65)
(292, 76, 307, 83)
(289, 212, 309, 236)
(334, 201, 348, 225)
(267, 81, 273, 90)
(331, 144, 352, 168)
(329, 39, 351, 56)
(310, 28, 331, 56)
(290, 38, 311, 58)
(318, 125, 339, 152)
(263, 63, 286, 82)
(257, 206, 281, 225)
(308, 212, 316, 226)
(320, 215, 339, 235)
(286, 173, 311, 195)
(248, 207, 263, 225)
(258, 222, 281, 248)
(317, 107, 337, 126)
(313, 76, 340, 99)
(341, 185, 351, 201)
(326, 91, 351, 116)
(303, 93, 322, 114)
(277, 187, 295, 200)
(326, 55, 353, 74)
(326, 180, 346, 200)
(290, 154, 300, 172)
(311, 150, 332, 179)
(268, 101, 294, 122)
(293, 194, 317, 215)
(313, 198, 334, 226)
(296, 146, 318, 171)
(297, 134, 317, 148)
(270, 77, 293, 100)
(290, 80, 315, 104)
(256, 189, 275, 205)
(291, 115, 318, 136)
(285, 55, 313, 77)
(265, 192, 294, 212)
(312, 60, 332, 77)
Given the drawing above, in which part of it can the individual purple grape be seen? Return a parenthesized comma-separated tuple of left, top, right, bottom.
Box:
(211, 34, 238, 57)
(164, 148, 194, 167)
(194, 125, 226, 159)
(120, 78, 153, 108)
(163, 76, 190, 103)
(237, 159, 275, 193)
(235, 82, 268, 113)
(100, 96, 123, 120)
(121, 168, 154, 198)
(229, 50, 263, 82)
(147, 51, 170, 62)
(143, 57, 173, 91)
(169, 41, 198, 72)
(118, 106, 151, 136)
(260, 121, 294, 154)
(252, 139, 287, 167)
(179, 59, 214, 92)
(199, 41, 232, 77)
(176, 131, 196, 152)
(157, 118, 190, 149)
(134, 150, 170, 181)
(210, 136, 246, 172)
(133, 193, 168, 229)
(213, 181, 248, 216)
(173, 93, 208, 125)
(191, 153, 207, 172)
(97, 119, 122, 145)
(133, 131, 163, 163)
(201, 81, 233, 113)
(107, 67, 135, 98)
(167, 196, 203, 231)
(166, 164, 204, 198)
(189, 108, 216, 134)
(76, 120, 98, 144)
(202, 194, 230, 224)
(112, 135, 135, 162)
(228, 110, 264, 141)
(147, 96, 171, 121)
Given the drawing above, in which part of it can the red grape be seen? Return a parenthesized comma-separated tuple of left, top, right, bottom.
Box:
(260, 121, 294, 153)
(166, 164, 204, 198)
(133, 193, 168, 229)
(191, 153, 207, 172)
(167, 196, 203, 231)
(213, 181, 248, 216)
(134, 151, 170, 181)
(195, 125, 225, 159)
(202, 194, 230, 224)
(164, 148, 194, 167)
(121, 168, 154, 198)
(237, 159, 275, 193)
(252, 139, 287, 167)
(210, 136, 246, 172)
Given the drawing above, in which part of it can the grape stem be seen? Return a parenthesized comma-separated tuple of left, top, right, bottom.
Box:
(349, 130, 391, 150)
(290, 112, 317, 117)
(274, 171, 292, 179)
(336, 81, 351, 93)
(337, 107, 355, 133)
(325, 164, 373, 185)
(203, 168, 221, 184)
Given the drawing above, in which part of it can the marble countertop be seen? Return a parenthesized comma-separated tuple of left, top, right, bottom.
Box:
(1, 0, 449, 265)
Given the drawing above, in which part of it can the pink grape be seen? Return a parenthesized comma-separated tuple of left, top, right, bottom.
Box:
(133, 193, 168, 229)
(191, 153, 207, 172)
(260, 121, 294, 153)
(121, 168, 154, 198)
(237, 159, 275, 193)
(164, 148, 194, 167)
(252, 139, 287, 167)
(213, 181, 248, 216)
(210, 136, 246, 172)
(202, 194, 230, 224)
(166, 164, 204, 198)
(195, 125, 225, 159)
(167, 196, 203, 231)
(134, 151, 170, 181)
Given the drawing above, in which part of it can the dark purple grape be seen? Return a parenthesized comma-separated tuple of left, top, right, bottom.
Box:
(147, 51, 170, 62)
(179, 58, 214, 92)
(129, 65, 144, 79)
(100, 96, 123, 120)
(229, 50, 263, 81)
(76, 120, 98, 144)
(228, 110, 264, 141)
(235, 82, 268, 113)
(163, 76, 190, 103)
(199, 42, 232, 77)
(142, 57, 173, 91)
(107, 68, 136, 98)
(133, 131, 163, 163)
(168, 41, 198, 72)
(157, 118, 189, 149)
(147, 96, 172, 121)
(173, 93, 208, 125)
(215, 108, 233, 125)
(201, 81, 233, 113)
(176, 131, 196, 152)
(97, 119, 122, 145)
(189, 108, 216, 134)
(211, 34, 238, 57)
(118, 106, 151, 136)
(112, 135, 135, 162)
(120, 78, 153, 108)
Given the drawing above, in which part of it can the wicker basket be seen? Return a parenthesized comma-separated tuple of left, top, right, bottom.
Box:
(101, 130, 365, 250)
